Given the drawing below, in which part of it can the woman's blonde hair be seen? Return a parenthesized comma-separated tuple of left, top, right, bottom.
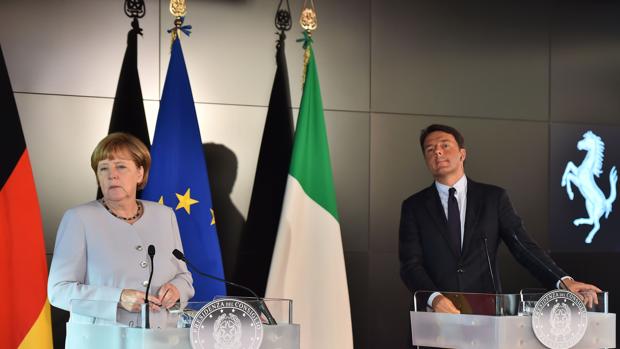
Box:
(90, 132, 151, 190)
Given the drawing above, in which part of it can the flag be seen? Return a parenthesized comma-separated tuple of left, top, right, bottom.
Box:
(140, 37, 226, 301)
(0, 46, 53, 348)
(108, 18, 150, 147)
(235, 32, 294, 296)
(98, 19, 151, 199)
(265, 36, 353, 348)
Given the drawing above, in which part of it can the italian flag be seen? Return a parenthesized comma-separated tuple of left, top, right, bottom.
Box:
(265, 36, 353, 349)
(0, 47, 53, 348)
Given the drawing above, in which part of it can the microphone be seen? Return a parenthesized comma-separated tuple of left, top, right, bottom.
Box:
(144, 244, 156, 329)
(172, 249, 277, 325)
(511, 231, 569, 290)
(480, 233, 498, 294)
(481, 233, 502, 315)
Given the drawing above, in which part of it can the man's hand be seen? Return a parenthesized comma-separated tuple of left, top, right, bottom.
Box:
(432, 294, 460, 314)
(563, 278, 602, 309)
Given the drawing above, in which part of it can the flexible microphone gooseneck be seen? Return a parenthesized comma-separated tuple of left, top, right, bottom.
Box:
(511, 231, 569, 290)
(481, 233, 502, 315)
(144, 244, 156, 329)
(481, 233, 498, 294)
(172, 249, 277, 325)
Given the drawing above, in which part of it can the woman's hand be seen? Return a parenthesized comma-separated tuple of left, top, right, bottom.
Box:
(119, 289, 162, 312)
(158, 283, 180, 309)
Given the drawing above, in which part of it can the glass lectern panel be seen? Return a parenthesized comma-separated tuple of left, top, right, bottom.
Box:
(412, 291, 609, 316)
(69, 297, 293, 329)
(67, 299, 300, 349)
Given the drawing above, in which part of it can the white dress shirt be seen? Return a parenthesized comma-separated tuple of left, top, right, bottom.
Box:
(435, 175, 467, 248)
(427, 175, 466, 308)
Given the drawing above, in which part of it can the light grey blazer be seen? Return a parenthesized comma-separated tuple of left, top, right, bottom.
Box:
(48, 200, 194, 327)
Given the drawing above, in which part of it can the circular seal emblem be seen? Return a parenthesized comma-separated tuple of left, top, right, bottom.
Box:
(190, 298, 263, 349)
(532, 290, 588, 349)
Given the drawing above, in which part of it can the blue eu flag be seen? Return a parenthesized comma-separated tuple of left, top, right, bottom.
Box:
(141, 38, 226, 301)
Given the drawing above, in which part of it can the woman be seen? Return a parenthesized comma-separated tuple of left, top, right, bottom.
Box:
(48, 132, 194, 328)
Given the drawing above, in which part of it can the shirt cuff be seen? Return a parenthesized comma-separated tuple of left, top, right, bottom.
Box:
(557, 276, 573, 289)
(427, 292, 441, 309)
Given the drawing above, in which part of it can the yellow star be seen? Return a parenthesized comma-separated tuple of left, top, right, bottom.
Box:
(175, 188, 199, 214)
(210, 208, 216, 225)
(158, 196, 164, 205)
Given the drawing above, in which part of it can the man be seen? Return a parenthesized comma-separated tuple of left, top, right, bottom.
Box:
(399, 124, 600, 314)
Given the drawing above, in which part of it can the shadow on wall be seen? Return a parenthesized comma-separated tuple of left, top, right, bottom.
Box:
(203, 142, 245, 294)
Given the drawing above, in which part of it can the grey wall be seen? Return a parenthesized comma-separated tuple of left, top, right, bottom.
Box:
(2, 0, 620, 348)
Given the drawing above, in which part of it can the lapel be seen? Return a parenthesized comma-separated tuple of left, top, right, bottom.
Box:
(423, 183, 460, 259)
(462, 178, 482, 255)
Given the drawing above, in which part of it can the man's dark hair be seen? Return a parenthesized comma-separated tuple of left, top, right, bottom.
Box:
(419, 124, 465, 152)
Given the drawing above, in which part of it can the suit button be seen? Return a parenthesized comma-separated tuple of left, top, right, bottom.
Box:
(142, 280, 149, 287)
(140, 261, 148, 268)
(136, 245, 143, 251)
(457, 268, 464, 273)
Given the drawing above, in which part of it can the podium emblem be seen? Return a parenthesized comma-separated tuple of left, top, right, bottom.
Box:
(190, 298, 263, 349)
(532, 290, 587, 349)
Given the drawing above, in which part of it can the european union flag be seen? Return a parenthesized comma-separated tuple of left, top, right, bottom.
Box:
(141, 37, 226, 301)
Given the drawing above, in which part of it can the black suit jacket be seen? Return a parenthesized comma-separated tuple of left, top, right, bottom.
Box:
(399, 178, 566, 306)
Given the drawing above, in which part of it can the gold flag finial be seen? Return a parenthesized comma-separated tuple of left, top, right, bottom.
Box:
(300, 0, 317, 34)
(299, 0, 317, 82)
(170, 0, 186, 17)
(168, 0, 192, 46)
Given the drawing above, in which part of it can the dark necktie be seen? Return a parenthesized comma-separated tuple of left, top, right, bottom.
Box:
(448, 187, 461, 255)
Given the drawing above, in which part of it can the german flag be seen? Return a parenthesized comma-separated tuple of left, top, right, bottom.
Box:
(0, 46, 53, 348)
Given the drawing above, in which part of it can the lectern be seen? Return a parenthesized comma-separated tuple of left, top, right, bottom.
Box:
(66, 298, 300, 349)
(410, 291, 616, 349)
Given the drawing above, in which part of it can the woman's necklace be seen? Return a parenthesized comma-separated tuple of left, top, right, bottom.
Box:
(102, 199, 143, 221)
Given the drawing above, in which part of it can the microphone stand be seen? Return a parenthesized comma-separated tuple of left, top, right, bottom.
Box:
(481, 234, 502, 315)
(144, 245, 155, 329)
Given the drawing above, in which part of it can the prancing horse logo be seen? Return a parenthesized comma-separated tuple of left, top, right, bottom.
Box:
(561, 131, 618, 244)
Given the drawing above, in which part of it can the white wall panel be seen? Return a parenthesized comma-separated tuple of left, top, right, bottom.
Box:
(16, 94, 111, 252)
(15, 93, 159, 253)
(0, 0, 160, 100)
(195, 103, 267, 218)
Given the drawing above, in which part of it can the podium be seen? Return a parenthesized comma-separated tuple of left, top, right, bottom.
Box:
(410, 291, 616, 349)
(66, 298, 300, 349)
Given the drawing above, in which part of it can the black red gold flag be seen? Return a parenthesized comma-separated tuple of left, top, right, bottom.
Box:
(108, 19, 150, 146)
(97, 19, 150, 199)
(234, 33, 294, 296)
(0, 45, 53, 348)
